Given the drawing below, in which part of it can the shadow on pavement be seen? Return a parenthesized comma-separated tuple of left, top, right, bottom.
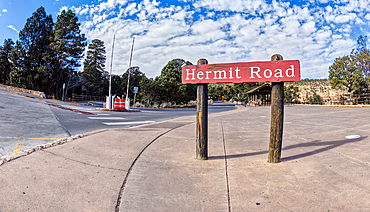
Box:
(208, 136, 367, 161)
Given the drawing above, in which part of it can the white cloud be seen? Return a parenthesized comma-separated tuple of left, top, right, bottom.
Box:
(333, 13, 357, 23)
(2, 9, 7, 13)
(59, 6, 69, 13)
(64, 0, 370, 79)
(7, 25, 19, 33)
(193, 0, 268, 13)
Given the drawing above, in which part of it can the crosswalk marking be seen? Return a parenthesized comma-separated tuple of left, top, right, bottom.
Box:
(140, 110, 164, 113)
(103, 121, 155, 126)
(60, 105, 102, 114)
(88, 117, 125, 120)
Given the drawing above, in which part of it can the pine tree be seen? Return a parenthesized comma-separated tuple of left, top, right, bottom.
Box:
(9, 41, 27, 88)
(82, 39, 107, 95)
(329, 54, 366, 94)
(50, 9, 86, 99)
(156, 58, 195, 104)
(329, 35, 369, 94)
(121, 66, 145, 99)
(18, 6, 53, 91)
(353, 35, 370, 86)
(0, 39, 14, 84)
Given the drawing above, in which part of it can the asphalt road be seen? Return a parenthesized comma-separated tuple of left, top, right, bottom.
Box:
(0, 88, 236, 157)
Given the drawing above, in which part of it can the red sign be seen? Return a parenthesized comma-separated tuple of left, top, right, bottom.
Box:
(182, 60, 300, 84)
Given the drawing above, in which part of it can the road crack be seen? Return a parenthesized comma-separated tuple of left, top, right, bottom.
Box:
(115, 123, 191, 212)
(42, 149, 126, 172)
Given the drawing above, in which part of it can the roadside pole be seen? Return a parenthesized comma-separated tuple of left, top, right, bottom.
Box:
(133, 87, 138, 108)
(196, 59, 208, 160)
(125, 37, 135, 110)
(268, 54, 285, 163)
(62, 83, 65, 101)
(108, 35, 115, 109)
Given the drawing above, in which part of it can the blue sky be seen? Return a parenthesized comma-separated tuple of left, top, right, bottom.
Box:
(0, 0, 369, 79)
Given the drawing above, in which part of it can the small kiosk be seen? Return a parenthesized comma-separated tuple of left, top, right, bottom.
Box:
(246, 84, 272, 106)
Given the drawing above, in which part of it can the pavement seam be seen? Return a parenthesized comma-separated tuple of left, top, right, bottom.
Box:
(41, 149, 126, 172)
(221, 119, 232, 212)
(114, 123, 192, 212)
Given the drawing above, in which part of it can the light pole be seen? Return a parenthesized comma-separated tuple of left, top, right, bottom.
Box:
(125, 36, 135, 109)
(108, 35, 115, 109)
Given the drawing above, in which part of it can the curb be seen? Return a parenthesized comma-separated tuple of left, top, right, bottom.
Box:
(0, 129, 108, 167)
(0, 84, 46, 98)
(0, 103, 239, 166)
(95, 108, 141, 112)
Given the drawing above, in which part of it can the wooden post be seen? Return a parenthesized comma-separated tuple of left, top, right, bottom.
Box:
(196, 59, 208, 160)
(268, 54, 284, 163)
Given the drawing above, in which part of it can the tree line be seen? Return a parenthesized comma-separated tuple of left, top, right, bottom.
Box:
(0, 7, 86, 99)
(0, 6, 195, 105)
(0, 6, 263, 105)
(3, 6, 331, 106)
(329, 35, 370, 94)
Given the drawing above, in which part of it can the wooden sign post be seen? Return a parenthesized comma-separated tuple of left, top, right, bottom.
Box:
(182, 55, 300, 162)
(196, 59, 208, 160)
(268, 54, 285, 163)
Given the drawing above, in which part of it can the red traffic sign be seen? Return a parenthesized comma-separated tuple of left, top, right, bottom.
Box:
(182, 60, 300, 84)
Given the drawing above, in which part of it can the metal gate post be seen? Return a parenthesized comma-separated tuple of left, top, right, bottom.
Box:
(196, 59, 208, 160)
(268, 54, 285, 163)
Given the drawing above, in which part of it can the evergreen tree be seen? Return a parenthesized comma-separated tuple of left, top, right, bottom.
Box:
(0, 39, 14, 84)
(50, 9, 86, 99)
(208, 83, 263, 101)
(329, 35, 370, 93)
(82, 39, 106, 95)
(9, 41, 27, 88)
(140, 77, 159, 106)
(353, 35, 370, 85)
(329, 54, 366, 93)
(156, 58, 195, 104)
(110, 74, 122, 96)
(121, 66, 145, 99)
(18, 6, 53, 91)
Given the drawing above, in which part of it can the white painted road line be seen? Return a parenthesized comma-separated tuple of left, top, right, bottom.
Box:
(61, 105, 100, 113)
(103, 121, 155, 125)
(88, 117, 125, 120)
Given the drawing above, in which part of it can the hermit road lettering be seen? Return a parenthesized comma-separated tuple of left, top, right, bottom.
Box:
(182, 60, 300, 84)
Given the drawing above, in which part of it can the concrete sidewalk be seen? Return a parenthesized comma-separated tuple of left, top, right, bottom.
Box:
(1, 105, 370, 211)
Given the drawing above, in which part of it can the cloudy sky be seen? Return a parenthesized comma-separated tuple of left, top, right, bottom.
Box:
(0, 0, 369, 79)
